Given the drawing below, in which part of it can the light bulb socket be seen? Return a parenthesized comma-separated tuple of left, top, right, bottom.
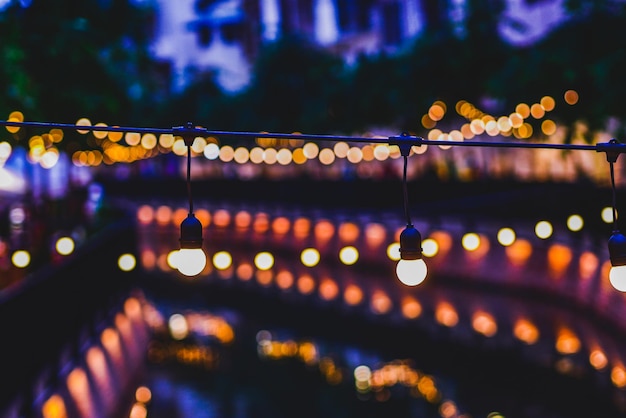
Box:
(399, 224, 423, 260)
(609, 230, 626, 266)
(389, 132, 422, 157)
(180, 213, 203, 249)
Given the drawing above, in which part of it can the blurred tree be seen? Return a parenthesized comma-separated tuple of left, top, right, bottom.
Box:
(225, 35, 347, 134)
(0, 0, 166, 127)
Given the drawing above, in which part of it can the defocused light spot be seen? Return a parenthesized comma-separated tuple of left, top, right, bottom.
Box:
(213, 251, 232, 270)
(535, 220, 553, 239)
(213, 209, 231, 227)
(429, 230, 452, 254)
(319, 277, 339, 301)
(567, 214, 584, 231)
(387, 242, 401, 261)
(204, 143, 220, 160)
(611, 365, 626, 388)
(42, 394, 67, 418)
(422, 238, 438, 257)
(55, 236, 75, 255)
(256, 269, 273, 287)
(297, 274, 315, 294)
(314, 219, 335, 243)
(439, 400, 458, 418)
(564, 89, 579, 105)
(67, 367, 95, 418)
(505, 239, 532, 266)
(547, 244, 572, 276)
(370, 290, 392, 314)
(319, 148, 335, 165)
(344, 283, 363, 305)
(301, 248, 320, 267)
(219, 145, 235, 162)
(303, 142, 319, 159)
(579, 251, 599, 280)
(365, 223, 386, 248)
(338, 222, 359, 242)
(435, 302, 458, 327)
(333, 141, 349, 158)
(254, 252, 274, 270)
(12, 250, 30, 268)
(276, 270, 294, 289)
(118, 253, 137, 272)
(556, 326, 580, 354)
(472, 311, 497, 337)
(602, 206, 615, 224)
(339, 246, 359, 265)
(354, 365, 372, 392)
(541, 95, 555, 111)
(136, 205, 154, 225)
(234, 211, 252, 229)
(253, 213, 270, 234)
(9, 206, 25, 224)
(155, 205, 172, 225)
(401, 296, 422, 319)
(272, 217, 290, 235)
(76, 117, 92, 134)
(461, 232, 480, 251)
(589, 349, 608, 370)
(129, 403, 148, 418)
(168, 313, 189, 340)
(497, 227, 516, 246)
(293, 217, 311, 239)
(236, 263, 253, 281)
(513, 318, 539, 344)
(166, 250, 179, 269)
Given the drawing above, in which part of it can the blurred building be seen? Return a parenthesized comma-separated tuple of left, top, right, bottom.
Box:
(150, 0, 570, 93)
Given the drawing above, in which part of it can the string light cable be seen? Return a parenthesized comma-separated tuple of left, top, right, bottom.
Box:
(2, 119, 625, 287)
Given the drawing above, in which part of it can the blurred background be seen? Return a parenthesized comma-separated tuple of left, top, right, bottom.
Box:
(2, 1, 626, 417)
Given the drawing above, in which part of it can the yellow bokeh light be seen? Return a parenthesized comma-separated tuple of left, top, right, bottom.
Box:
(213, 251, 233, 270)
(75, 117, 92, 134)
(540, 95, 555, 111)
(118, 253, 137, 272)
(497, 227, 516, 246)
(534, 220, 553, 239)
(461, 232, 480, 251)
(567, 214, 584, 232)
(602, 206, 615, 224)
(55, 236, 75, 255)
(339, 246, 359, 265)
(564, 89, 579, 105)
(301, 248, 321, 267)
(11, 250, 30, 268)
(422, 238, 439, 257)
(254, 252, 274, 270)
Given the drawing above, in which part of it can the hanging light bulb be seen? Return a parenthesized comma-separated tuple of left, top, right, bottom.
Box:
(397, 224, 427, 286)
(392, 133, 427, 286)
(602, 140, 626, 291)
(178, 213, 207, 276)
(175, 122, 207, 277)
(609, 230, 626, 292)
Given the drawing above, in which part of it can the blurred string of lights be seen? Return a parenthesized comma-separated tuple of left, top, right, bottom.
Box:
(3, 104, 626, 290)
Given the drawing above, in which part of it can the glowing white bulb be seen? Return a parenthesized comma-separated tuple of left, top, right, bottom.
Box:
(609, 265, 626, 292)
(176, 248, 207, 276)
(396, 258, 427, 286)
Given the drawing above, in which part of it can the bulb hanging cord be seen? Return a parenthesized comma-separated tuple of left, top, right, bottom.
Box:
(187, 139, 193, 214)
(402, 154, 411, 226)
(611, 161, 616, 229)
